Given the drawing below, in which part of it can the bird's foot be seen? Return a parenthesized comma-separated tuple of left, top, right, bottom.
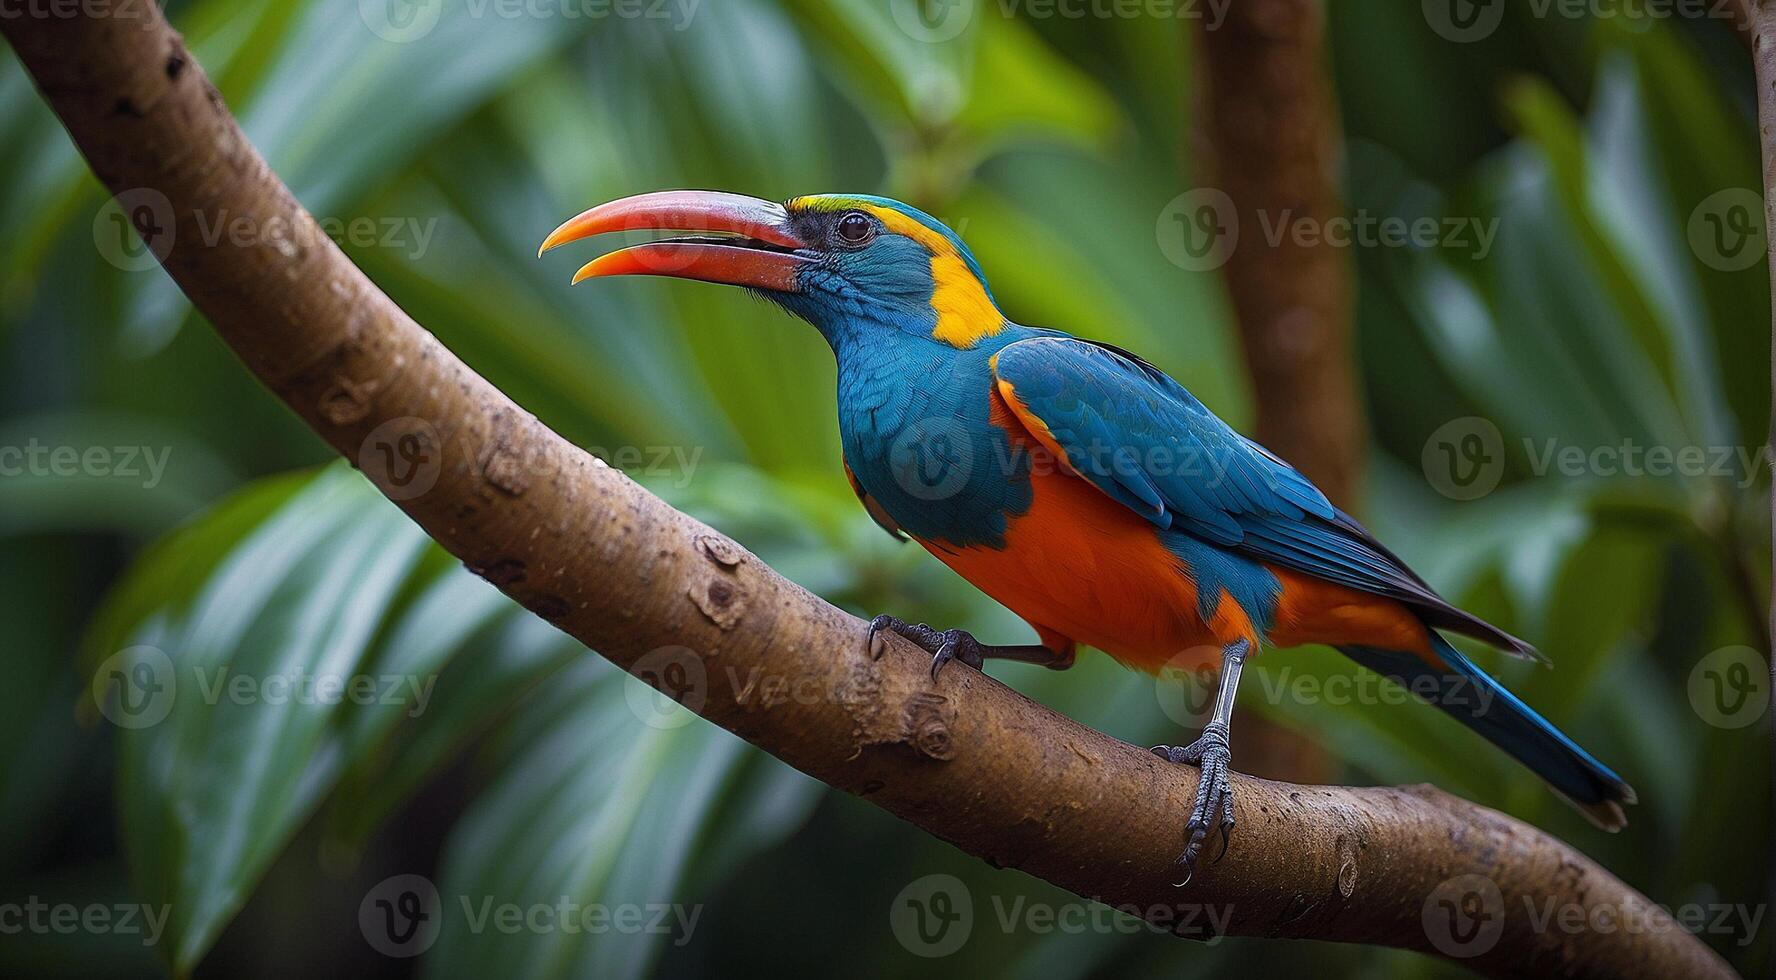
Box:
(866, 615, 985, 679)
(1151, 721, 1235, 886)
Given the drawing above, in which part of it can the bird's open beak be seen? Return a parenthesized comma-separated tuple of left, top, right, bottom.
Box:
(538, 190, 810, 292)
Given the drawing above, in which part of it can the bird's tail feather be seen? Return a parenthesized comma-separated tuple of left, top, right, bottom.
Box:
(1337, 633, 1636, 830)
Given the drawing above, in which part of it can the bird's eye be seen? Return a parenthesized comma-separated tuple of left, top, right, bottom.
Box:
(837, 211, 874, 245)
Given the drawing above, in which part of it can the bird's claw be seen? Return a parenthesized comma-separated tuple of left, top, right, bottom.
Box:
(865, 615, 985, 679)
(1151, 723, 1235, 886)
(864, 615, 892, 661)
(929, 630, 986, 679)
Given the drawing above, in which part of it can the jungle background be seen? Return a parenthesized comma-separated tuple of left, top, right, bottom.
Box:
(0, 1, 1769, 977)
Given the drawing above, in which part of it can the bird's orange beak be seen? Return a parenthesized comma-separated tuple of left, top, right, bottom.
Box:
(538, 190, 810, 292)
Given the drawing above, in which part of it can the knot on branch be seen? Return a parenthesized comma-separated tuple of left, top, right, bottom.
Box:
(903, 691, 957, 761)
(478, 408, 533, 496)
(689, 533, 747, 630)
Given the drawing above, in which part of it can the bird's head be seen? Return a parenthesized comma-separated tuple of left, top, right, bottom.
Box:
(539, 190, 1005, 349)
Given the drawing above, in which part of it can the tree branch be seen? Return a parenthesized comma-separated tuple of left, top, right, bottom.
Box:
(2, 6, 1733, 978)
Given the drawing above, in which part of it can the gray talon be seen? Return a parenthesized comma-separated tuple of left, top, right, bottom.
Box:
(867, 615, 987, 680)
(1153, 640, 1247, 885)
(867, 615, 1071, 678)
(928, 629, 985, 679)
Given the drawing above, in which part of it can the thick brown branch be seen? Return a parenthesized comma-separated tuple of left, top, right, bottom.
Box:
(2, 7, 1733, 978)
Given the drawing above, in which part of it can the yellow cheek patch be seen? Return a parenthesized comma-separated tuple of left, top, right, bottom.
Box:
(854, 202, 1005, 349)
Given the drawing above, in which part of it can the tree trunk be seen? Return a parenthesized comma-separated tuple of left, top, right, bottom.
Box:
(1198, 0, 1364, 508)
(1193, 0, 1359, 787)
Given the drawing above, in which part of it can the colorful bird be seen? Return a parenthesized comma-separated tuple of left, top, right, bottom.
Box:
(539, 190, 1636, 879)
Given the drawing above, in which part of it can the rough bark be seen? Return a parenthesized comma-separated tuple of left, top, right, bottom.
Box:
(1, 6, 1735, 978)
(1197, 0, 1363, 508)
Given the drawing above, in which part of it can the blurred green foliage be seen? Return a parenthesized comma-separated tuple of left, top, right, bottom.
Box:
(0, 2, 1768, 978)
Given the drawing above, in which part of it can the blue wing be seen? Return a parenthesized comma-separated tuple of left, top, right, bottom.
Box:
(991, 336, 1539, 660)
